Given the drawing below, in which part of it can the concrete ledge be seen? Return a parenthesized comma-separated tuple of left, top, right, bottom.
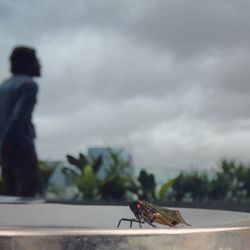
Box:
(1, 227, 250, 250)
(0, 203, 250, 249)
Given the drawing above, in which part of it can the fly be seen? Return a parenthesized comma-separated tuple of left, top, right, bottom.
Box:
(117, 200, 191, 228)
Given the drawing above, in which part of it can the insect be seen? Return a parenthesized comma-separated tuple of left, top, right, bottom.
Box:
(117, 200, 191, 228)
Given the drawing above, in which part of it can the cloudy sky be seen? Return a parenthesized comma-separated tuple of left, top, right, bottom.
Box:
(1, 0, 250, 172)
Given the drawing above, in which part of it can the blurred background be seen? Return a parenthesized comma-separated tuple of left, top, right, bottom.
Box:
(1, 0, 250, 210)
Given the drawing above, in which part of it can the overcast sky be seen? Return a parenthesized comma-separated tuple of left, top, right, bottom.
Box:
(1, 0, 250, 172)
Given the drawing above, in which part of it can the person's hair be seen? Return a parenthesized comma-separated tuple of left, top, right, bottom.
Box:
(10, 46, 37, 75)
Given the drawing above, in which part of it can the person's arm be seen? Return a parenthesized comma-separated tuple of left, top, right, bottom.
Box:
(2, 82, 38, 143)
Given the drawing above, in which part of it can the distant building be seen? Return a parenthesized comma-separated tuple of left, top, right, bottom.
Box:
(87, 147, 134, 178)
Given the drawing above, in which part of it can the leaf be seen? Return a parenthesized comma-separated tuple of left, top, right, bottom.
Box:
(76, 165, 98, 199)
(61, 167, 79, 180)
(92, 155, 103, 173)
(79, 153, 89, 167)
(159, 179, 175, 201)
(66, 155, 80, 168)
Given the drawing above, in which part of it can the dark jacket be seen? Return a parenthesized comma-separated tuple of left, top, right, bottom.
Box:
(0, 75, 38, 154)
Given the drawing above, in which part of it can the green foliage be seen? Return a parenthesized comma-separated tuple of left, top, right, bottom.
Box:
(104, 148, 133, 177)
(168, 171, 209, 202)
(159, 178, 175, 201)
(99, 176, 127, 200)
(98, 148, 137, 200)
(64, 153, 102, 199)
(64, 149, 138, 201)
(166, 159, 250, 203)
(138, 169, 156, 200)
(76, 165, 99, 199)
(209, 159, 249, 202)
(60, 153, 250, 203)
(39, 161, 58, 195)
(66, 153, 102, 174)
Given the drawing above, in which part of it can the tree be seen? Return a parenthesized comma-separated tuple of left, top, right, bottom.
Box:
(137, 169, 156, 200)
(63, 153, 102, 200)
(99, 148, 138, 200)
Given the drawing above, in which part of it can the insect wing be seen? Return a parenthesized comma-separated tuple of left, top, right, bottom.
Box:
(158, 207, 191, 226)
(142, 202, 177, 226)
(143, 201, 191, 226)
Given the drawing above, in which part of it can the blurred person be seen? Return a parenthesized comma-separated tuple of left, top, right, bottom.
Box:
(0, 46, 41, 197)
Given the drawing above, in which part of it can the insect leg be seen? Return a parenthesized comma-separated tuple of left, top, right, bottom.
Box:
(117, 218, 143, 228)
(148, 222, 156, 228)
(139, 219, 142, 228)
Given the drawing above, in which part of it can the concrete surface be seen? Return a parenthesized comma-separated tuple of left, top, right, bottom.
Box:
(0, 202, 250, 249)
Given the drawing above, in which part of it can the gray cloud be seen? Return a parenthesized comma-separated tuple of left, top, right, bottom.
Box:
(121, 1, 250, 58)
(1, 0, 250, 170)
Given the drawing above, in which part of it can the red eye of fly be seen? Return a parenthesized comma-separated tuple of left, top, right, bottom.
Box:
(136, 203, 141, 209)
